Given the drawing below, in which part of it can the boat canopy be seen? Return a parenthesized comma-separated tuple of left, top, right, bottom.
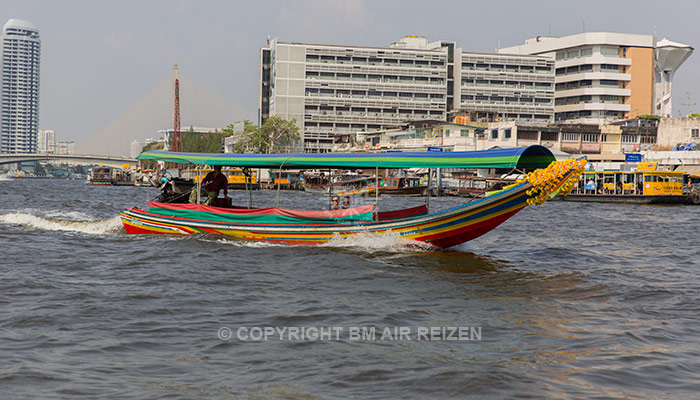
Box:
(137, 145, 555, 170)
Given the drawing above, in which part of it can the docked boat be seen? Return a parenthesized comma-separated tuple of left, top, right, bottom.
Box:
(181, 167, 259, 190)
(120, 146, 584, 249)
(379, 176, 427, 196)
(560, 163, 692, 204)
(88, 167, 113, 185)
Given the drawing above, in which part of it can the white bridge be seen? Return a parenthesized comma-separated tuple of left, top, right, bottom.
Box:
(0, 153, 139, 168)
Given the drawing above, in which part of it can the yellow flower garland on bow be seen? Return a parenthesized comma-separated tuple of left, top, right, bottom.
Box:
(521, 158, 587, 206)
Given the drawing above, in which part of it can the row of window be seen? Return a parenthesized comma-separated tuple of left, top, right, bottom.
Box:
(305, 88, 445, 100)
(462, 63, 552, 73)
(305, 105, 442, 113)
(490, 128, 512, 139)
(305, 110, 444, 119)
(306, 71, 444, 85)
(555, 110, 622, 120)
(555, 64, 623, 75)
(306, 54, 445, 68)
(555, 95, 621, 105)
(461, 95, 551, 104)
(555, 79, 622, 90)
(461, 79, 552, 89)
(555, 46, 621, 61)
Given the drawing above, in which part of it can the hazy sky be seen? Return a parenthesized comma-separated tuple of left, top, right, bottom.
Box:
(2, 0, 698, 147)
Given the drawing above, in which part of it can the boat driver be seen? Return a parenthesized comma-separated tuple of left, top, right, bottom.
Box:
(189, 165, 228, 205)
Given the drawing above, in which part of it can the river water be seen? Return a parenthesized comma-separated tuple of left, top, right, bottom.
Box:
(1, 177, 698, 399)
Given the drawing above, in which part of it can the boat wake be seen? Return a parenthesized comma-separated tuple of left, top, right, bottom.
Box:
(0, 212, 124, 234)
(203, 231, 436, 252)
(322, 231, 436, 252)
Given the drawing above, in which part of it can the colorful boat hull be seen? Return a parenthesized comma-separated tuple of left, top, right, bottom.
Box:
(120, 181, 533, 249)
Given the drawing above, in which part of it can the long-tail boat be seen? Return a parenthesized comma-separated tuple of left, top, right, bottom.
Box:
(120, 146, 585, 249)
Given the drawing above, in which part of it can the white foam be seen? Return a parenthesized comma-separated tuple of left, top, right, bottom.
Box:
(0, 213, 123, 234)
(323, 231, 435, 252)
(204, 231, 435, 252)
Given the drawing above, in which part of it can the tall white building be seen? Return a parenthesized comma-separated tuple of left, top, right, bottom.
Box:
(499, 32, 693, 122)
(1, 19, 40, 154)
(37, 129, 55, 153)
(260, 36, 554, 152)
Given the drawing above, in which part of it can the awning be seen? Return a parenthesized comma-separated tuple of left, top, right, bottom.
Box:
(678, 165, 700, 178)
(137, 145, 555, 170)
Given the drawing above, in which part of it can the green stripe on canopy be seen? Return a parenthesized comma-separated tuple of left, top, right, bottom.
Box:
(137, 145, 555, 170)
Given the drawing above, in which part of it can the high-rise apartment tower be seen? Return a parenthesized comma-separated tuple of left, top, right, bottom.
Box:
(1, 19, 40, 154)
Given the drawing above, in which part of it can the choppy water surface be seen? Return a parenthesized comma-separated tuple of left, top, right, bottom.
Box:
(1, 178, 699, 399)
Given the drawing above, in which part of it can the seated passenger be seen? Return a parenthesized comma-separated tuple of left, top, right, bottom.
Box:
(189, 165, 228, 206)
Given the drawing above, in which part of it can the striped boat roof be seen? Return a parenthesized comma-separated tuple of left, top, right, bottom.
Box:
(138, 145, 555, 170)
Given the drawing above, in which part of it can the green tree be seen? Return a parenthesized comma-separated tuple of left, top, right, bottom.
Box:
(688, 113, 700, 118)
(231, 117, 300, 153)
(638, 114, 661, 120)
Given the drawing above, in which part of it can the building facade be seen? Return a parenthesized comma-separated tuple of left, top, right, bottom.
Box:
(54, 141, 75, 155)
(1, 19, 40, 154)
(656, 117, 700, 148)
(458, 52, 554, 123)
(260, 36, 554, 152)
(499, 32, 692, 123)
(37, 129, 54, 153)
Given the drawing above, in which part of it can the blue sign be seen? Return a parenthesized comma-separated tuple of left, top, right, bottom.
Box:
(625, 153, 643, 162)
(427, 147, 443, 152)
(386, 150, 403, 153)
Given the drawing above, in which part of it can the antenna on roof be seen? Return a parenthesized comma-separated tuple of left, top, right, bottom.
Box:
(583, 21, 586, 32)
(548, 20, 551, 36)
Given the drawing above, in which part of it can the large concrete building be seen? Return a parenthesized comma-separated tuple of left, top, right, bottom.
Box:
(1, 19, 40, 154)
(499, 32, 693, 123)
(259, 36, 554, 152)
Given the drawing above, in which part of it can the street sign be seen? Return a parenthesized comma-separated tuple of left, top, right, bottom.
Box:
(625, 153, 643, 162)
(427, 147, 443, 152)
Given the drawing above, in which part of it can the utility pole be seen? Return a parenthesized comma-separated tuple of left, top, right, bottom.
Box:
(681, 92, 695, 117)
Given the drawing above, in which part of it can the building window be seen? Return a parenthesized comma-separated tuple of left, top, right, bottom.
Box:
(600, 46, 619, 57)
(491, 129, 498, 139)
(621, 135, 637, 143)
(460, 129, 469, 137)
(580, 48, 593, 57)
(581, 133, 599, 142)
(692, 128, 699, 138)
(562, 133, 579, 142)
(601, 134, 608, 142)
(504, 128, 511, 139)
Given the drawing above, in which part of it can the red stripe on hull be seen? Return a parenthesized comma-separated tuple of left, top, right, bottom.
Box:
(419, 207, 525, 248)
(121, 222, 180, 235)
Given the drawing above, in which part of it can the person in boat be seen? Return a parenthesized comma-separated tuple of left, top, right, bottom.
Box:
(189, 165, 228, 205)
(341, 196, 352, 209)
(330, 195, 341, 210)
